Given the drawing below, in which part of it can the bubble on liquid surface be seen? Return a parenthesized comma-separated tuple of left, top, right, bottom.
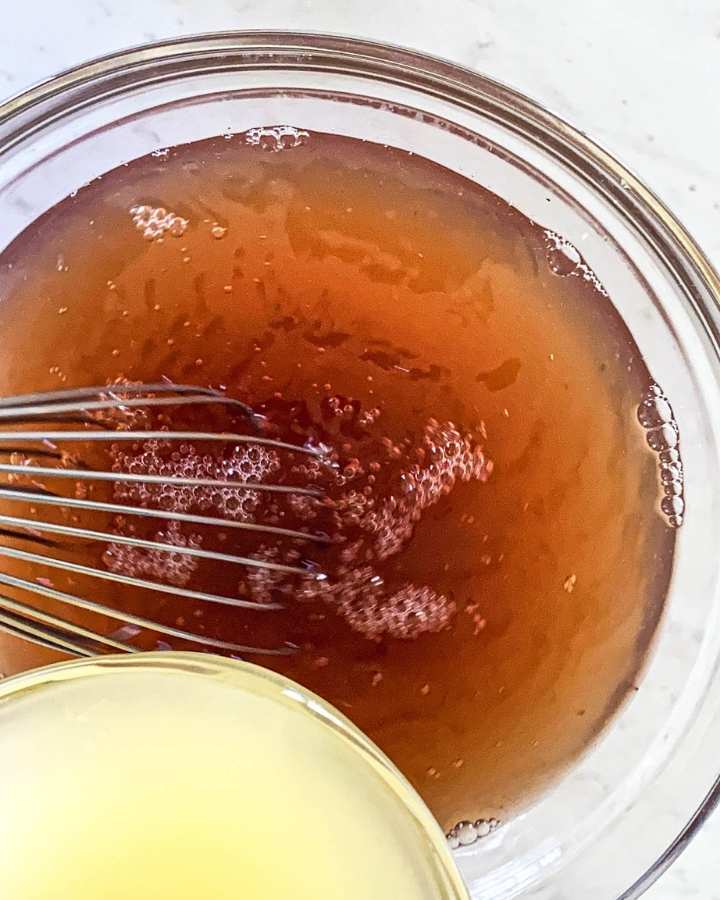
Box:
(243, 125, 310, 153)
(284, 417, 491, 640)
(543, 230, 608, 295)
(109, 439, 280, 523)
(104, 433, 284, 586)
(545, 235, 581, 275)
(446, 818, 501, 849)
(103, 401, 491, 641)
(104, 520, 202, 587)
(130, 204, 188, 241)
(637, 384, 685, 527)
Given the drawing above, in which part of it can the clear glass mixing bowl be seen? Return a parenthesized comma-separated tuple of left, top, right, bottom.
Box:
(0, 651, 467, 899)
(0, 31, 719, 899)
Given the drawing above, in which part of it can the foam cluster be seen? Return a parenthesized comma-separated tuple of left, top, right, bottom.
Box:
(103, 520, 201, 587)
(110, 439, 280, 521)
(336, 575, 457, 641)
(543, 229, 609, 296)
(245, 418, 491, 641)
(242, 125, 309, 153)
(130, 205, 188, 241)
(103, 402, 491, 641)
(105, 439, 281, 585)
(637, 383, 685, 527)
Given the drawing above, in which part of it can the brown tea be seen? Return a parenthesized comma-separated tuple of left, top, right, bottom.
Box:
(0, 128, 678, 834)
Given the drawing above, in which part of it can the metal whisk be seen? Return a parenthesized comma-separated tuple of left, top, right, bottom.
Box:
(0, 383, 330, 659)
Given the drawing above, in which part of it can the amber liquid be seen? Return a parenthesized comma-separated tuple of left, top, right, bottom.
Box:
(0, 130, 674, 832)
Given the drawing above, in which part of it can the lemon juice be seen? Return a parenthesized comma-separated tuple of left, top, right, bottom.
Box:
(0, 653, 467, 899)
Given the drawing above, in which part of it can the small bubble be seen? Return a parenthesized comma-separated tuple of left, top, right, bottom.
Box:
(473, 820, 492, 838)
(637, 395, 673, 428)
(211, 224, 228, 240)
(455, 821, 478, 846)
(646, 423, 678, 452)
(663, 480, 683, 496)
(661, 495, 685, 520)
(660, 464, 682, 484)
(168, 217, 187, 237)
(563, 573, 577, 593)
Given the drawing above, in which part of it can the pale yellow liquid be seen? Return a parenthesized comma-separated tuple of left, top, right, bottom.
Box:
(0, 654, 466, 900)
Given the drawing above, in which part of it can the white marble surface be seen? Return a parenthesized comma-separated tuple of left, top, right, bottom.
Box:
(1, 1, 719, 896)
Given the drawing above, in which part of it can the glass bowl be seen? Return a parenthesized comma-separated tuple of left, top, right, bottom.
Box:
(0, 31, 719, 899)
(0, 651, 467, 899)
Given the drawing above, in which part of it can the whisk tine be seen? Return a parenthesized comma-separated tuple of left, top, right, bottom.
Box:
(0, 572, 295, 657)
(0, 381, 219, 400)
(0, 513, 314, 576)
(0, 395, 255, 422)
(0, 609, 99, 658)
(0, 431, 325, 457)
(0, 463, 321, 495)
(0, 382, 253, 411)
(0, 382, 219, 406)
(0, 383, 266, 430)
(0, 487, 330, 544)
(0, 589, 135, 654)
(0, 544, 284, 611)
(0, 383, 330, 658)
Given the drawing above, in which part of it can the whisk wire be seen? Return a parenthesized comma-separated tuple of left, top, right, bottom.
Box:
(0, 609, 100, 658)
(0, 544, 284, 611)
(0, 571, 295, 657)
(0, 486, 329, 543)
(0, 384, 328, 658)
(0, 512, 313, 575)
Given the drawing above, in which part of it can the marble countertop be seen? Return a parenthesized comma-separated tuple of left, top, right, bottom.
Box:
(1, 1, 718, 896)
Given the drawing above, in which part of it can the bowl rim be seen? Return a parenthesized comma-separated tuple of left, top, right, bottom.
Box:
(0, 29, 718, 898)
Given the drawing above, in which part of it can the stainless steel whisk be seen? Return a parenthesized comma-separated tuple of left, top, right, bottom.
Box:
(0, 383, 330, 659)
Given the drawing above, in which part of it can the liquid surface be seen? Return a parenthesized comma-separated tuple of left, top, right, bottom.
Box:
(0, 656, 465, 899)
(0, 129, 675, 832)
